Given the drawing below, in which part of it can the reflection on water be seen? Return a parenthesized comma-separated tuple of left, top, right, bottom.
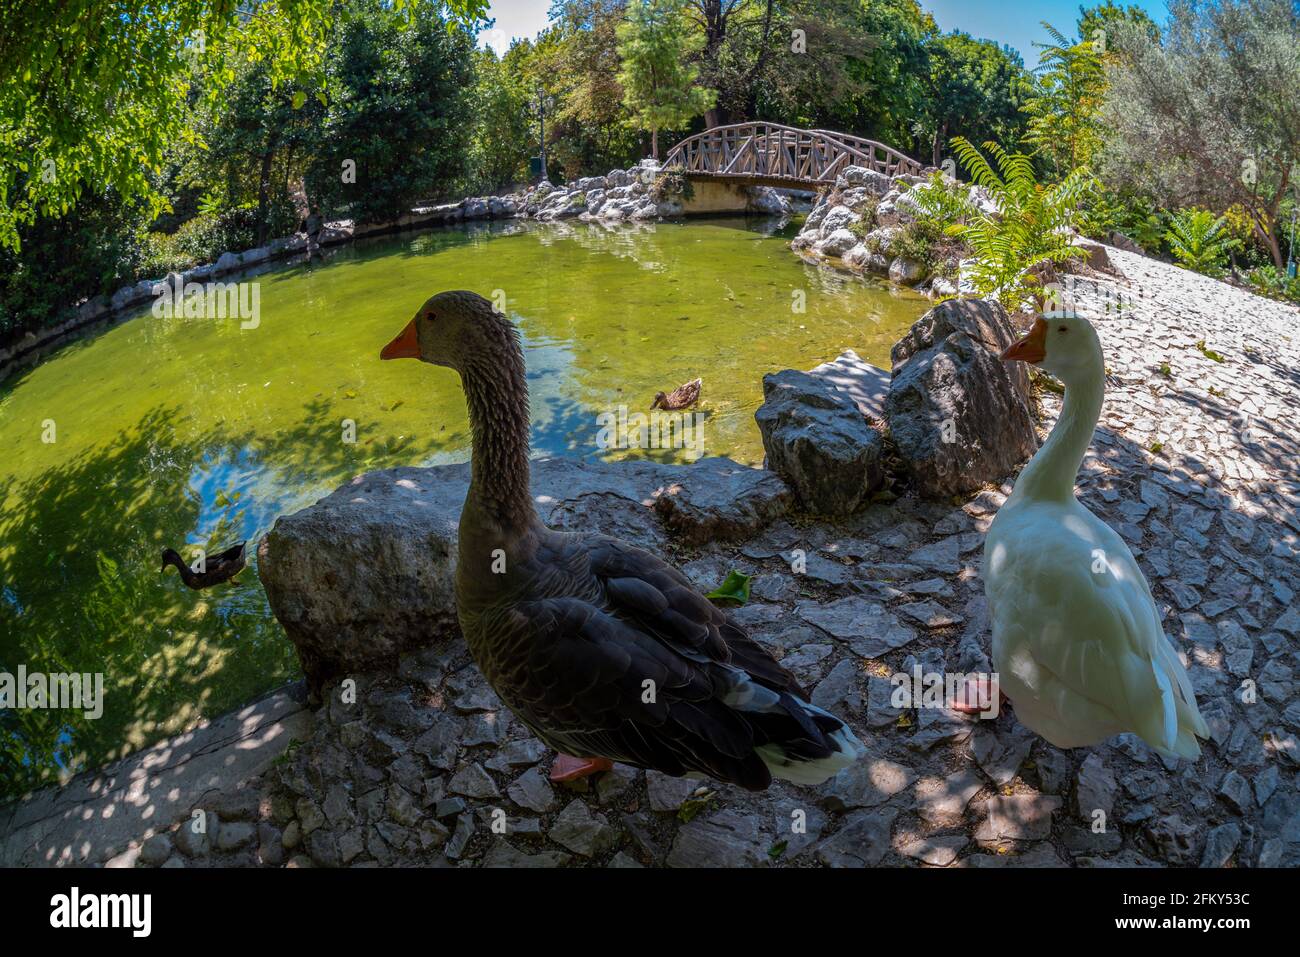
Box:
(0, 215, 928, 795)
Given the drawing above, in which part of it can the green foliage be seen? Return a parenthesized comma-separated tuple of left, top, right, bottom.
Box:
(541, 1, 644, 177)
(947, 137, 1089, 311)
(1246, 265, 1300, 304)
(1077, 1, 1160, 52)
(891, 173, 973, 270)
(197, 51, 326, 245)
(140, 203, 297, 275)
(908, 172, 975, 231)
(1076, 184, 1167, 251)
(1021, 21, 1107, 177)
(306, 5, 476, 222)
(1164, 208, 1241, 279)
(464, 49, 532, 193)
(616, 0, 717, 158)
(824, 0, 931, 144)
(0, 190, 145, 338)
(649, 168, 694, 202)
(0, 0, 491, 253)
(1100, 0, 1300, 269)
(917, 31, 1031, 169)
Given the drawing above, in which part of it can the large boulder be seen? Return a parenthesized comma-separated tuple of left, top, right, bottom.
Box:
(884, 298, 1037, 498)
(747, 186, 790, 214)
(837, 166, 894, 195)
(755, 358, 887, 516)
(258, 457, 791, 693)
(819, 206, 860, 237)
(807, 349, 890, 422)
(815, 228, 859, 258)
(889, 257, 926, 285)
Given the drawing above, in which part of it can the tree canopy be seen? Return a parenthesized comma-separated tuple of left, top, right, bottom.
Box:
(617, 0, 716, 158)
(0, 0, 489, 251)
(1100, 0, 1300, 267)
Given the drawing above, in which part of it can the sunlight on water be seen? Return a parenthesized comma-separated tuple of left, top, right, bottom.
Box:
(0, 215, 928, 793)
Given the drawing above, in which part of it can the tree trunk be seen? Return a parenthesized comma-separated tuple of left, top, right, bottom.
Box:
(256, 131, 280, 247)
(652, 128, 659, 161)
(931, 121, 948, 169)
(742, 0, 776, 120)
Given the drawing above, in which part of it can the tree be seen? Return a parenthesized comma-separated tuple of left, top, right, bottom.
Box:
(1077, 1, 1160, 59)
(201, 55, 325, 245)
(0, 0, 491, 253)
(1101, 0, 1299, 269)
(1021, 21, 1107, 177)
(305, 4, 477, 222)
(917, 32, 1030, 169)
(617, 0, 717, 158)
(466, 49, 532, 194)
(534, 1, 642, 177)
(816, 0, 933, 148)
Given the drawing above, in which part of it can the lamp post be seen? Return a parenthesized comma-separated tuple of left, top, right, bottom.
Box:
(535, 86, 556, 184)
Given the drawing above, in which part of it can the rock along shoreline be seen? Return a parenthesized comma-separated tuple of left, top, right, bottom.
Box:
(0, 158, 793, 385)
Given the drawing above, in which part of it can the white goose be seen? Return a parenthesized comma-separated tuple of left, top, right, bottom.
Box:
(983, 312, 1209, 759)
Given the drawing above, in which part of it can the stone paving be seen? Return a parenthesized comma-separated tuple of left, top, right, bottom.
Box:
(6, 242, 1299, 868)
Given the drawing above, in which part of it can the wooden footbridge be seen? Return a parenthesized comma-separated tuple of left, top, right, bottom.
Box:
(663, 122, 924, 189)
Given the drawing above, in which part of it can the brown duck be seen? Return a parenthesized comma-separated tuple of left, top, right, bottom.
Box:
(381, 291, 863, 787)
(161, 542, 246, 589)
(651, 377, 701, 411)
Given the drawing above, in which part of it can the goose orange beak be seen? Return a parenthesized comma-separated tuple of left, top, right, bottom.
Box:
(381, 320, 421, 360)
(1002, 316, 1047, 364)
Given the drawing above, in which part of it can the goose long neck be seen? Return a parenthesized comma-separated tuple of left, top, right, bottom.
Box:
(1011, 368, 1104, 504)
(460, 341, 535, 532)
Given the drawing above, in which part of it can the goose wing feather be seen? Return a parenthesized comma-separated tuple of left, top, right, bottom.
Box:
(987, 503, 1203, 754)
(478, 531, 823, 790)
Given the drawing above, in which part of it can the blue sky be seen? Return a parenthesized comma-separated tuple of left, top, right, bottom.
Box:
(481, 0, 1170, 67)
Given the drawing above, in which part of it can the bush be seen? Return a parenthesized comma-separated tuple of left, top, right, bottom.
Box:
(894, 173, 973, 270)
(1077, 185, 1166, 252)
(1247, 265, 1300, 304)
(1164, 208, 1241, 279)
(947, 138, 1089, 312)
(0, 192, 146, 342)
(305, 8, 474, 222)
(649, 168, 693, 202)
(139, 200, 299, 276)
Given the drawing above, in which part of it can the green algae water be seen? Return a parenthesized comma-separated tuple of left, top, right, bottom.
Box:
(0, 216, 927, 795)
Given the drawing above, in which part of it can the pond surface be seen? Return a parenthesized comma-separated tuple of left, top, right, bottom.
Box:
(0, 215, 927, 795)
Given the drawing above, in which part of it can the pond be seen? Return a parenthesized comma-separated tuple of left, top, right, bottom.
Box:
(0, 215, 928, 796)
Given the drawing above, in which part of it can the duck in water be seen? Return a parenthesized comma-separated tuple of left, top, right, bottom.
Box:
(161, 542, 246, 590)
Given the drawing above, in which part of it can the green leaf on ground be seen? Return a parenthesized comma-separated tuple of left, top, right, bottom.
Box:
(706, 569, 752, 604)
(677, 790, 716, 823)
(1196, 340, 1226, 362)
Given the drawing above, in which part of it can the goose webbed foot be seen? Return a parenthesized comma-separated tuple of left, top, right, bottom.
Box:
(549, 754, 614, 782)
(948, 675, 1009, 717)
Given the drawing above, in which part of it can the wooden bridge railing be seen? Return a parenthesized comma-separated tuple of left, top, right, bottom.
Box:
(662, 122, 924, 187)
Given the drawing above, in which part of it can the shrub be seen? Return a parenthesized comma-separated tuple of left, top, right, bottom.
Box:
(1247, 264, 1300, 304)
(894, 172, 973, 270)
(0, 192, 146, 342)
(649, 168, 693, 202)
(1164, 208, 1241, 279)
(907, 171, 974, 232)
(139, 200, 299, 276)
(946, 137, 1089, 312)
